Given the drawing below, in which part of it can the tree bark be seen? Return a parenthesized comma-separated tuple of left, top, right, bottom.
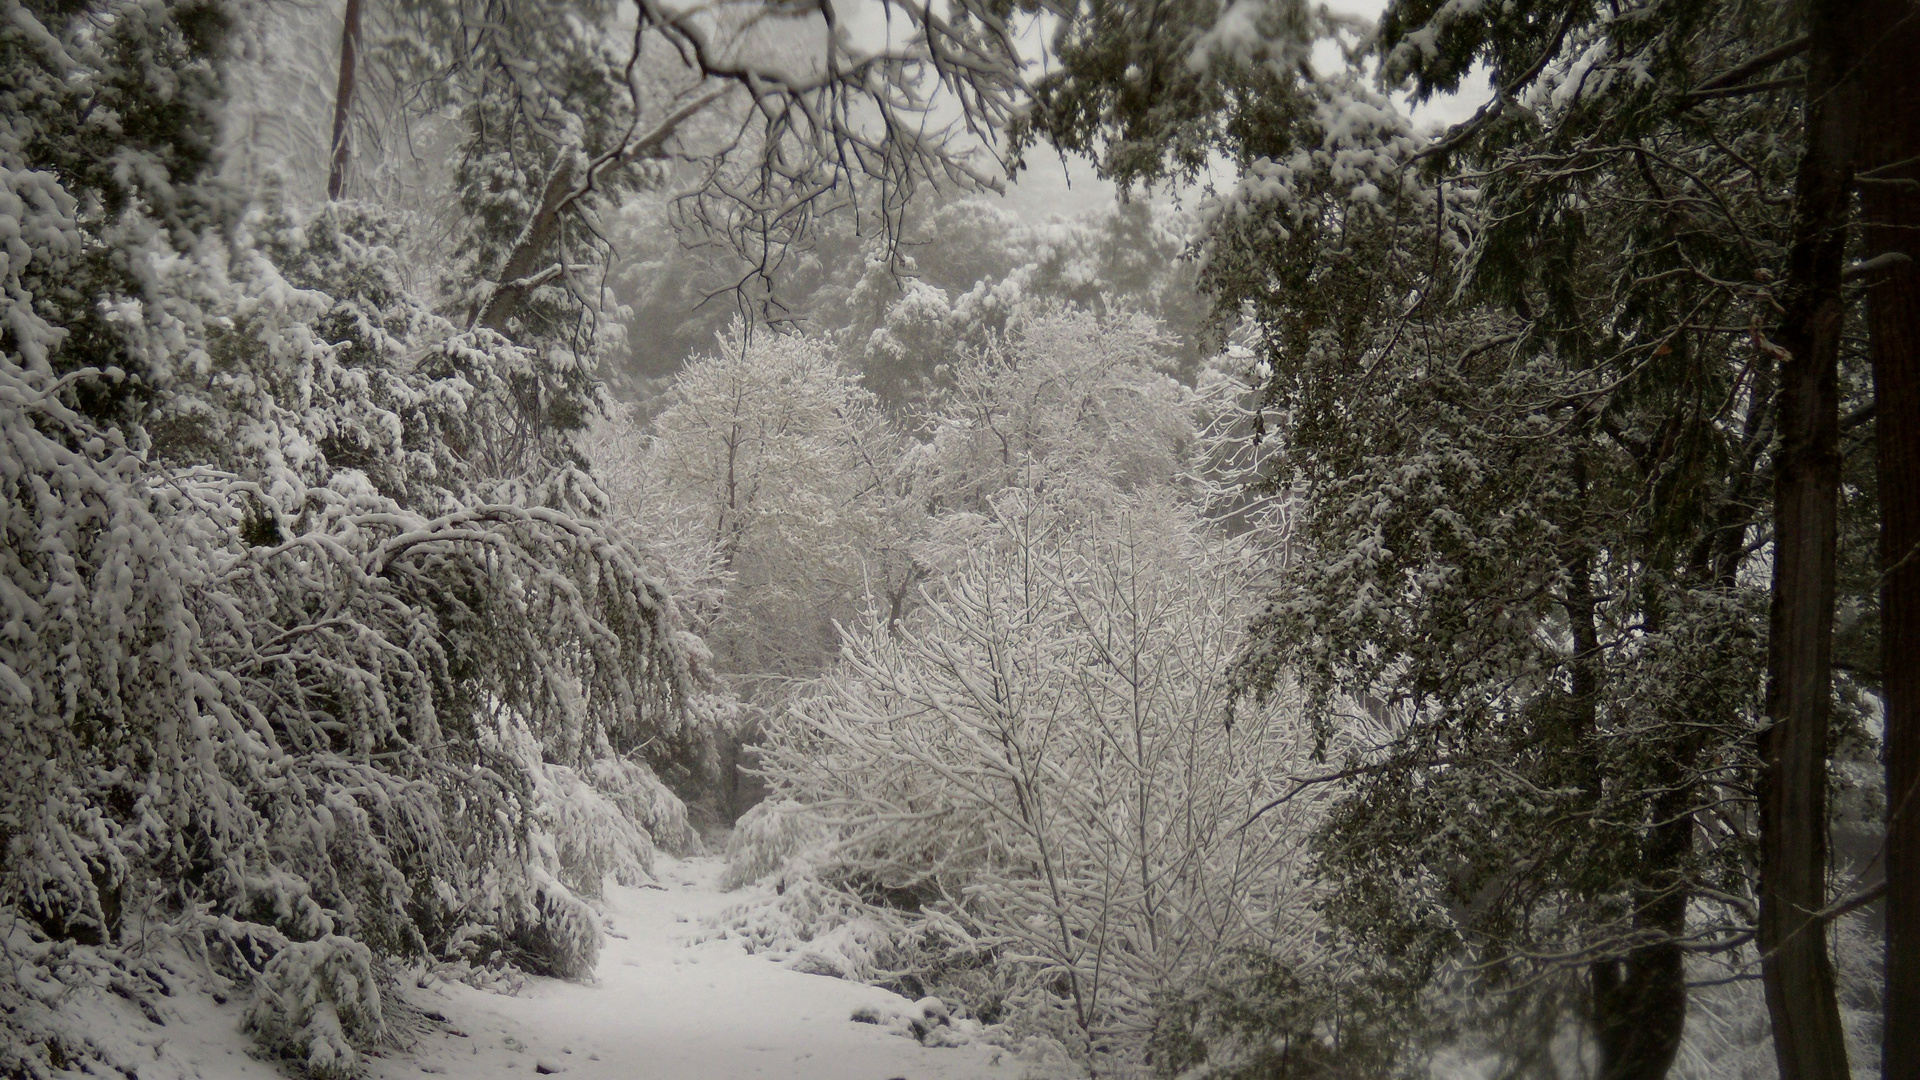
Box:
(1857, 4, 1920, 1077)
(1587, 566, 1690, 1080)
(474, 156, 579, 334)
(1591, 797, 1688, 1080)
(1591, 620, 1691, 1080)
(326, 0, 363, 201)
(469, 87, 727, 336)
(1759, 3, 1862, 1078)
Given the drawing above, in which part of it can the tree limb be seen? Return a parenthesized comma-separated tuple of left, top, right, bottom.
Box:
(1688, 34, 1811, 96)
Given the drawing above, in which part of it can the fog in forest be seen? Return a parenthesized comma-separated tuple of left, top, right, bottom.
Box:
(2, 2, 1913, 1079)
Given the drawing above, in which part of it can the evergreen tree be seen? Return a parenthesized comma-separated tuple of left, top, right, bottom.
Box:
(1017, 0, 1886, 1074)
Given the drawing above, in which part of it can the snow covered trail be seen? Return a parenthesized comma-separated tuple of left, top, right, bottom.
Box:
(375, 854, 1026, 1080)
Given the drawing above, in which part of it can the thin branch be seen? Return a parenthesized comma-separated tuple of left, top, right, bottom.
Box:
(1814, 881, 1886, 924)
(1687, 34, 1810, 95)
(1685, 75, 1803, 103)
(1843, 251, 1915, 279)
(1410, 6, 1580, 165)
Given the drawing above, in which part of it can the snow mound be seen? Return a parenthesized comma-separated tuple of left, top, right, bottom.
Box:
(721, 798, 829, 890)
(0, 924, 298, 1080)
(847, 998, 1079, 1076)
(244, 935, 386, 1080)
(848, 995, 981, 1045)
(719, 875, 908, 984)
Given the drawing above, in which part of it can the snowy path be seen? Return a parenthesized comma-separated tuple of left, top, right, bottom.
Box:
(373, 855, 1026, 1080)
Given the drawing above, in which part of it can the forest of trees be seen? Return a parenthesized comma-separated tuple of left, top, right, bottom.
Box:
(1, 0, 1914, 1079)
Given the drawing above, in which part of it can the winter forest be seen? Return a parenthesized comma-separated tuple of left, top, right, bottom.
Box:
(2, 0, 1917, 1078)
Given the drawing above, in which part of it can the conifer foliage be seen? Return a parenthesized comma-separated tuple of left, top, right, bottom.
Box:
(1015, 0, 1899, 1076)
(7, 0, 1911, 1076)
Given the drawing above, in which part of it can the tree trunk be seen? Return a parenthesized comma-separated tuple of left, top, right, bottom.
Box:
(467, 88, 725, 335)
(1858, 4, 1920, 1077)
(1591, 883, 1688, 1080)
(1589, 583, 1689, 1080)
(1560, 452, 1687, 1080)
(1759, 3, 1861, 1077)
(474, 156, 578, 333)
(326, 0, 363, 201)
(1591, 688, 1691, 1080)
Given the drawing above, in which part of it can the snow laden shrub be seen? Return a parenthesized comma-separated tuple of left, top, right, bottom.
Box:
(243, 936, 386, 1080)
(491, 863, 605, 983)
(483, 711, 656, 897)
(742, 492, 1335, 1070)
(2, 56, 708, 1067)
(721, 800, 832, 891)
(588, 754, 703, 856)
(721, 801, 909, 983)
(165, 203, 711, 979)
(2, 0, 249, 961)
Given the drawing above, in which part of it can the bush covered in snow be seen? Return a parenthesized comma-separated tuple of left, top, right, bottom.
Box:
(721, 800, 831, 891)
(588, 754, 705, 858)
(244, 936, 387, 1079)
(0, 1, 716, 1071)
(731, 492, 1336, 1070)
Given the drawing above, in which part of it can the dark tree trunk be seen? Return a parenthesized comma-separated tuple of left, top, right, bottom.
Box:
(1591, 922, 1686, 1078)
(1589, 572, 1690, 1080)
(467, 87, 723, 336)
(1560, 451, 1687, 1080)
(1759, 2, 1861, 1077)
(1591, 730, 1691, 1080)
(326, 0, 363, 201)
(1857, 3, 1920, 1076)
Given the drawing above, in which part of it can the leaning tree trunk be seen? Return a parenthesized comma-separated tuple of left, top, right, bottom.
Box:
(474, 156, 579, 333)
(1857, 3, 1920, 1076)
(326, 0, 363, 201)
(1759, 2, 1861, 1078)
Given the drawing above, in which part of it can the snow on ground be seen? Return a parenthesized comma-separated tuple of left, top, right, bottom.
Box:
(76, 853, 1031, 1080)
(380, 854, 1029, 1080)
